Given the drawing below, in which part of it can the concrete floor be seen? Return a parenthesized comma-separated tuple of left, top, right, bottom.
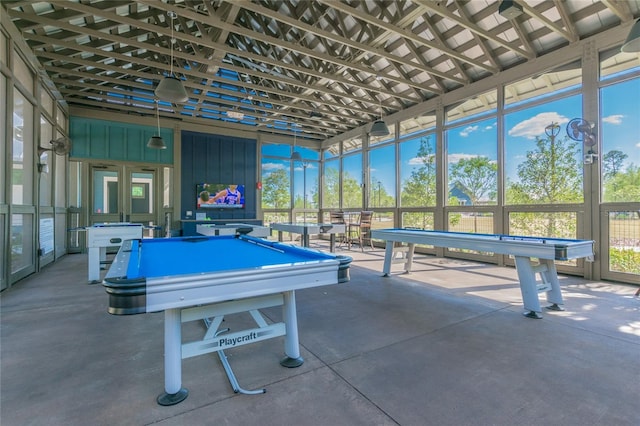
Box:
(1, 240, 639, 426)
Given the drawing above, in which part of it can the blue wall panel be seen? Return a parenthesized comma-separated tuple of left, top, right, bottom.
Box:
(89, 123, 109, 158)
(180, 130, 257, 232)
(69, 117, 173, 164)
(109, 127, 126, 160)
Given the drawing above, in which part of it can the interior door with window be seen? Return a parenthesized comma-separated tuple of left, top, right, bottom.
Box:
(90, 165, 121, 225)
(89, 165, 157, 231)
(127, 168, 156, 230)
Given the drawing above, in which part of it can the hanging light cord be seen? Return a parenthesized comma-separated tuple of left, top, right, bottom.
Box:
(168, 11, 176, 77)
(156, 100, 161, 135)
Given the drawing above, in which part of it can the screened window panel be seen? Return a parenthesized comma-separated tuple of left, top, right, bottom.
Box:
(504, 95, 583, 205)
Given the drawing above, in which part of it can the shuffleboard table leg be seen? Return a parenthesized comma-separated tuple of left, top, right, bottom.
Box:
(540, 259, 565, 311)
(514, 256, 544, 319)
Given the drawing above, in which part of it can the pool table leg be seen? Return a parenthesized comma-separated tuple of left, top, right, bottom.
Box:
(87, 247, 101, 283)
(157, 308, 189, 406)
(280, 291, 304, 368)
(382, 242, 394, 276)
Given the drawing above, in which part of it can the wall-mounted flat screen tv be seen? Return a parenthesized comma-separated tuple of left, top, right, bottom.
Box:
(197, 183, 245, 209)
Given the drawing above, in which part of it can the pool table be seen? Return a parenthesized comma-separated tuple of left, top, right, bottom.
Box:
(103, 235, 351, 405)
(371, 229, 595, 319)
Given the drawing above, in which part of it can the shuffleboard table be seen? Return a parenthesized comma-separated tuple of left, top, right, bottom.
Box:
(103, 235, 351, 405)
(371, 229, 594, 319)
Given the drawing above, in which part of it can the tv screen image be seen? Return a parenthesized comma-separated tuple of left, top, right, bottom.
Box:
(197, 183, 245, 209)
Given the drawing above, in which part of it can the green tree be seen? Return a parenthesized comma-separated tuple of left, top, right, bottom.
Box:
(321, 167, 361, 208)
(450, 156, 497, 205)
(369, 179, 394, 207)
(400, 136, 437, 229)
(602, 150, 628, 179)
(322, 167, 340, 208)
(401, 136, 437, 207)
(603, 164, 640, 202)
(506, 133, 582, 236)
(342, 172, 362, 209)
(262, 168, 290, 209)
(507, 135, 581, 204)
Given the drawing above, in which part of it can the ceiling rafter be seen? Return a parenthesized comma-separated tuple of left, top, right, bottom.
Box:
(225, 0, 453, 92)
(599, 0, 633, 22)
(319, 0, 498, 74)
(5, 0, 637, 142)
(413, 0, 535, 59)
(12, 8, 409, 120)
(139, 0, 431, 105)
(519, 1, 578, 43)
(453, 0, 501, 71)
(34, 48, 366, 129)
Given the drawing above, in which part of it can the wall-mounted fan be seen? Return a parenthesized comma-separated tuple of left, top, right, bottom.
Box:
(38, 137, 72, 156)
(566, 118, 596, 146)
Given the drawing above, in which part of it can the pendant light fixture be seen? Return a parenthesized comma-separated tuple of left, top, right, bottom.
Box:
(370, 96, 390, 137)
(155, 11, 189, 103)
(621, 19, 640, 53)
(147, 100, 167, 149)
(290, 121, 302, 161)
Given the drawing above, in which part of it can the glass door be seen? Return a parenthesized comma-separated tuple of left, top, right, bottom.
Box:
(127, 168, 156, 230)
(90, 165, 121, 225)
(89, 165, 157, 230)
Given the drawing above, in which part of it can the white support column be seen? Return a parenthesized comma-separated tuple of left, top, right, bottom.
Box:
(280, 290, 303, 367)
(87, 247, 100, 282)
(156, 308, 188, 405)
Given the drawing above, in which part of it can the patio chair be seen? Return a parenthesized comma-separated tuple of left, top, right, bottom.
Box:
(330, 211, 347, 248)
(347, 211, 374, 251)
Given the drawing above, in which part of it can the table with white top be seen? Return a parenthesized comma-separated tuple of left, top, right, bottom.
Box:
(196, 223, 271, 238)
(84, 223, 144, 283)
(270, 222, 346, 252)
(371, 228, 594, 319)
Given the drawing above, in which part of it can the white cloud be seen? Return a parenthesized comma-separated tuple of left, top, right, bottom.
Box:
(446, 154, 496, 164)
(636, 142, 640, 148)
(294, 163, 315, 172)
(484, 122, 497, 131)
(408, 155, 435, 166)
(602, 114, 624, 125)
(460, 125, 479, 137)
(447, 153, 478, 163)
(262, 162, 284, 171)
(508, 112, 569, 140)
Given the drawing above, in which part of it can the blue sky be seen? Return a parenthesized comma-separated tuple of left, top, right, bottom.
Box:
(398, 79, 639, 188)
(276, 77, 640, 201)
